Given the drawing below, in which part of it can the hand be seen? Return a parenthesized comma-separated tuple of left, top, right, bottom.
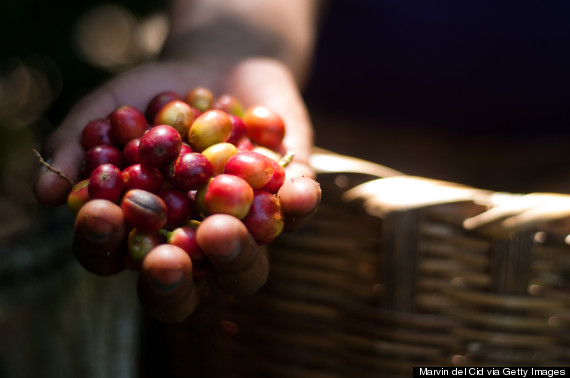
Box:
(34, 58, 321, 322)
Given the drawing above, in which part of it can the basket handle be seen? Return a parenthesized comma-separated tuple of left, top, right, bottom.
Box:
(309, 147, 405, 178)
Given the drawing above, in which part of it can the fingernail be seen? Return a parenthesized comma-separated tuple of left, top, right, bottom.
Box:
(212, 240, 241, 262)
(82, 215, 115, 242)
(149, 267, 184, 291)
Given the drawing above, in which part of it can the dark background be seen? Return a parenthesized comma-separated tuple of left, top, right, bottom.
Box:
(305, 0, 570, 192)
(0, 0, 164, 128)
(1, 0, 570, 189)
(307, 1, 570, 139)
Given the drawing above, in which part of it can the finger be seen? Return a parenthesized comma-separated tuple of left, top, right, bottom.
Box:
(34, 88, 119, 206)
(137, 244, 201, 323)
(285, 160, 316, 180)
(34, 132, 84, 206)
(196, 214, 269, 295)
(278, 176, 322, 231)
(73, 199, 126, 276)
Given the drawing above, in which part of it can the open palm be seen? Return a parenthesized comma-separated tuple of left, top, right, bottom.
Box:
(34, 57, 321, 322)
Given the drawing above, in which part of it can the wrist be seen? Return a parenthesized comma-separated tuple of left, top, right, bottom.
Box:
(160, 17, 284, 71)
(161, 0, 320, 87)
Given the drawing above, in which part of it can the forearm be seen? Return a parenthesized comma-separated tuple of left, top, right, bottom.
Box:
(161, 0, 323, 87)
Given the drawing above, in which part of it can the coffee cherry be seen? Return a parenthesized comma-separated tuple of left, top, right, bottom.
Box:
(224, 151, 275, 190)
(81, 145, 124, 178)
(204, 174, 253, 219)
(157, 187, 193, 229)
(213, 94, 245, 117)
(139, 124, 182, 168)
(127, 228, 165, 269)
(67, 179, 90, 215)
(67, 87, 311, 287)
(109, 105, 148, 146)
(252, 146, 282, 162)
(243, 106, 285, 151)
(145, 91, 182, 123)
(88, 164, 125, 202)
(81, 118, 114, 150)
(185, 86, 214, 113)
(242, 190, 284, 245)
(122, 164, 164, 193)
(227, 114, 248, 145)
(259, 158, 286, 194)
(179, 143, 193, 156)
(153, 100, 195, 138)
(193, 186, 208, 219)
(188, 110, 232, 152)
(165, 226, 205, 263)
(236, 138, 254, 152)
(123, 138, 141, 166)
(167, 152, 213, 191)
(121, 189, 168, 232)
(201, 142, 239, 176)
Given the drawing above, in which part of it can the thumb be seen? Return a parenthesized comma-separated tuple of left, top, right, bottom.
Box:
(35, 88, 120, 206)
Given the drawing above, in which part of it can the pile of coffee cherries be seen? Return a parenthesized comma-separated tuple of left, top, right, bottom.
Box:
(68, 86, 293, 270)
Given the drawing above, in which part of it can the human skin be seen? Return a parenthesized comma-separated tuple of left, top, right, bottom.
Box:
(34, 0, 323, 324)
(35, 57, 321, 323)
(35, 0, 323, 329)
(34, 4, 324, 378)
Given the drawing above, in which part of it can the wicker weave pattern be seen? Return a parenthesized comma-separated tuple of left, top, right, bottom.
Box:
(192, 151, 570, 377)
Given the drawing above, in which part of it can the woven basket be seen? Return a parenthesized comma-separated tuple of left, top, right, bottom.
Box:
(184, 148, 570, 377)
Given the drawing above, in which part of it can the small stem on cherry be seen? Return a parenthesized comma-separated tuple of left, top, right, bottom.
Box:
(158, 228, 172, 239)
(32, 148, 74, 187)
(279, 151, 295, 168)
(187, 219, 201, 229)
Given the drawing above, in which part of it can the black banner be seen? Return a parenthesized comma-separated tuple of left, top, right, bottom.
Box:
(414, 367, 569, 378)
